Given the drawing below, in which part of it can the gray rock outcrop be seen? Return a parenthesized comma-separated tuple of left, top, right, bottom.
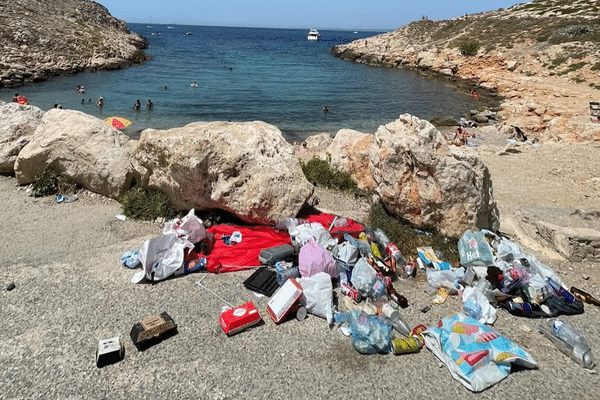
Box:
(14, 109, 140, 198)
(133, 121, 314, 224)
(0, 0, 148, 88)
(0, 102, 45, 175)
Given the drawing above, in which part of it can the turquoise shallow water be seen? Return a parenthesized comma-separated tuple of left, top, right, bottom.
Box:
(0, 24, 486, 141)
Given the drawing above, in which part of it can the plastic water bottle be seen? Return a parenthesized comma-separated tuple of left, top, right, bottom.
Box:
(539, 318, 595, 369)
(373, 228, 407, 268)
(276, 266, 301, 286)
(463, 298, 483, 320)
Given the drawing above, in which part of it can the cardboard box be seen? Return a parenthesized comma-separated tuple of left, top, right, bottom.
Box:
(96, 337, 124, 368)
(130, 312, 177, 350)
(219, 301, 262, 335)
(267, 278, 303, 323)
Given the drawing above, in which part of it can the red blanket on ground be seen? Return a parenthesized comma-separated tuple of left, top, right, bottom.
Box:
(187, 212, 364, 273)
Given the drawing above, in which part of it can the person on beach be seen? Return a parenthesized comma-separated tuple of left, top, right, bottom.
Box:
(12, 93, 19, 102)
(96, 97, 104, 107)
(146, 99, 154, 110)
(133, 99, 141, 110)
(15, 94, 28, 105)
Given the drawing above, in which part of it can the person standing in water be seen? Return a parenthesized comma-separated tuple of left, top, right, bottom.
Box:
(146, 99, 154, 110)
(133, 99, 141, 110)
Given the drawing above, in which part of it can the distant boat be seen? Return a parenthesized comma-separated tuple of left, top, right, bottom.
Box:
(307, 29, 320, 41)
(167, 26, 175, 29)
(353, 31, 358, 34)
(185, 32, 193, 36)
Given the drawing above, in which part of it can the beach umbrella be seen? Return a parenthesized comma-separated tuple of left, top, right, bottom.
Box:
(104, 116, 132, 130)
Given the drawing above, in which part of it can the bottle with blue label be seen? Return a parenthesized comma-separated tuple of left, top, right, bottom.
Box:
(539, 318, 595, 369)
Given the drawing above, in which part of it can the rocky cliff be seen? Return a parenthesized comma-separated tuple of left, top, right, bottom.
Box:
(332, 0, 600, 142)
(0, 0, 148, 88)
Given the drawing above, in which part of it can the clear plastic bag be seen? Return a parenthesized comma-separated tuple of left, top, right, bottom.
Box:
(299, 273, 334, 325)
(335, 309, 392, 354)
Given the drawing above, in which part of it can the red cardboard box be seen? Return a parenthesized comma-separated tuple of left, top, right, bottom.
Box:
(219, 301, 262, 336)
(267, 278, 303, 323)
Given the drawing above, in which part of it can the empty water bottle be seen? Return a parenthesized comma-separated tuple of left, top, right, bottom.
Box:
(277, 266, 301, 285)
(539, 318, 595, 369)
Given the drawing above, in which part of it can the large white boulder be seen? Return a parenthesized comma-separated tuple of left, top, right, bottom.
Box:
(14, 109, 140, 198)
(369, 114, 499, 237)
(326, 129, 375, 189)
(133, 121, 314, 224)
(0, 102, 45, 175)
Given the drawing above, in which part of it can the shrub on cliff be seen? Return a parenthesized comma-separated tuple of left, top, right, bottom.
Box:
(120, 188, 176, 221)
(300, 156, 358, 192)
(459, 41, 480, 57)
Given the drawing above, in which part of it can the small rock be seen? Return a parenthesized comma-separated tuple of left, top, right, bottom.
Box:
(7, 282, 16, 291)
(520, 325, 532, 333)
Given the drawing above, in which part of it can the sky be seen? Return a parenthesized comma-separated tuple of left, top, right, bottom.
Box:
(97, 0, 528, 30)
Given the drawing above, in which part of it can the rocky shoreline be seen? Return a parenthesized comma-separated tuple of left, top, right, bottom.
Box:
(330, 3, 600, 143)
(0, 0, 148, 88)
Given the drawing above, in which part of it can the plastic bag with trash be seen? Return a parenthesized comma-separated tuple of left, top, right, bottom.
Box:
(457, 230, 495, 267)
(350, 257, 377, 297)
(299, 272, 334, 325)
(462, 285, 497, 325)
(163, 209, 206, 244)
(298, 237, 339, 278)
(335, 309, 393, 354)
(290, 222, 338, 250)
(423, 313, 537, 392)
(131, 232, 193, 283)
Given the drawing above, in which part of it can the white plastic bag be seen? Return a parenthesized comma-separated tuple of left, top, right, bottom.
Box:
(132, 233, 193, 283)
(462, 286, 497, 325)
(163, 209, 206, 244)
(300, 272, 334, 325)
(289, 222, 338, 250)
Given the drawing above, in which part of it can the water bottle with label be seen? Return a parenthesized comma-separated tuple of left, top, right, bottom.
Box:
(539, 318, 595, 369)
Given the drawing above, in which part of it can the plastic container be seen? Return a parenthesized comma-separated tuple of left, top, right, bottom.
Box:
(275, 217, 306, 230)
(463, 298, 483, 320)
(547, 278, 577, 304)
(259, 244, 295, 265)
(539, 318, 595, 369)
(276, 266, 301, 286)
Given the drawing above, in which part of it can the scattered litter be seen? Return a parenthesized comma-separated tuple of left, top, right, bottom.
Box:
(219, 302, 262, 336)
(6, 282, 16, 291)
(423, 313, 537, 392)
(130, 312, 178, 351)
(115, 215, 127, 221)
(96, 337, 124, 368)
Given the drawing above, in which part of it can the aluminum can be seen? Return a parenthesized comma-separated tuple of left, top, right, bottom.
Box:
(392, 337, 421, 355)
(340, 282, 362, 302)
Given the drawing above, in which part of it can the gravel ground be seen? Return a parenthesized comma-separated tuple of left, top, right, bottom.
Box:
(1, 134, 600, 399)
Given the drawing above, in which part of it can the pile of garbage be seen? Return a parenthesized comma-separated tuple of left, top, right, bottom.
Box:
(118, 210, 597, 392)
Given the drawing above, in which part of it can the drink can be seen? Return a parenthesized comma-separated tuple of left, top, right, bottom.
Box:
(392, 337, 421, 355)
(378, 275, 392, 288)
(340, 283, 362, 302)
(381, 302, 399, 319)
(404, 262, 415, 277)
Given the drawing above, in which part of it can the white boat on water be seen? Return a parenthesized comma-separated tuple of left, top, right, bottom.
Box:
(307, 29, 320, 41)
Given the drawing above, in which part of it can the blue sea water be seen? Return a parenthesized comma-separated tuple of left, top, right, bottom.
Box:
(0, 24, 487, 142)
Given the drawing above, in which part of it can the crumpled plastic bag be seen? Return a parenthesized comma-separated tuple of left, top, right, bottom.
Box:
(423, 313, 537, 392)
(132, 232, 194, 283)
(163, 209, 206, 244)
(462, 286, 497, 325)
(299, 272, 334, 325)
(333, 241, 359, 267)
(426, 267, 464, 293)
(335, 309, 392, 354)
(298, 237, 339, 278)
(350, 257, 377, 297)
(458, 230, 495, 267)
(289, 222, 338, 250)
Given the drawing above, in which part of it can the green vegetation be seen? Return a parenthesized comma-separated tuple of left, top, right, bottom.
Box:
(591, 62, 600, 71)
(572, 76, 585, 83)
(459, 41, 480, 56)
(368, 202, 459, 265)
(31, 168, 78, 197)
(300, 156, 367, 197)
(120, 188, 176, 221)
